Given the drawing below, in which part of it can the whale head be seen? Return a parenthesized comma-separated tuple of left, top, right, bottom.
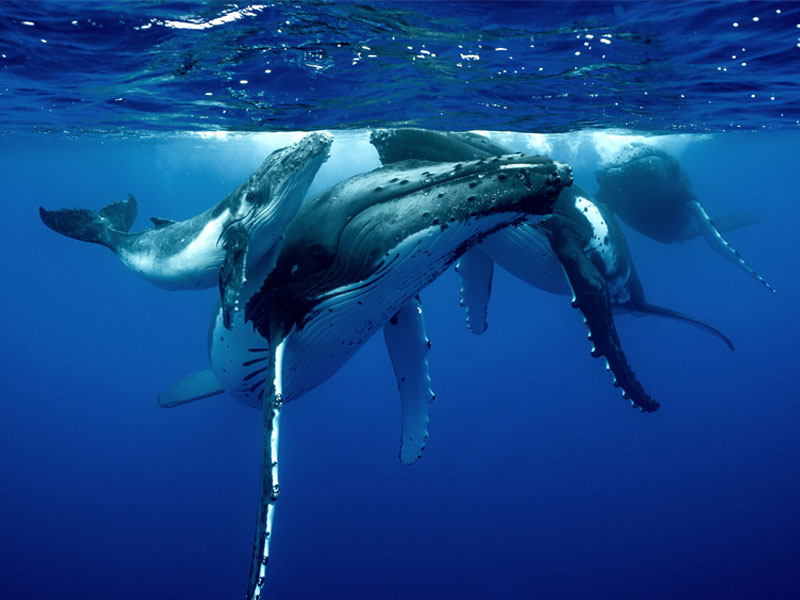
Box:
(595, 143, 686, 195)
(246, 152, 572, 345)
(221, 132, 334, 237)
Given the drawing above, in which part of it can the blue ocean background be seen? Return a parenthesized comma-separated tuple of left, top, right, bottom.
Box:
(1, 2, 799, 599)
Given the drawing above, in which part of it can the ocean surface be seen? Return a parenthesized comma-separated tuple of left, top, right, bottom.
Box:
(1, 2, 799, 600)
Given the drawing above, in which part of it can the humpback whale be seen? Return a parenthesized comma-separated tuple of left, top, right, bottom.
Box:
(370, 129, 737, 414)
(40, 133, 333, 326)
(595, 143, 775, 293)
(160, 152, 572, 599)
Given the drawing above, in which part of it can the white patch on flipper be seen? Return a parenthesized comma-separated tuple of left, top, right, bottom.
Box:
(574, 196, 631, 303)
(575, 195, 614, 270)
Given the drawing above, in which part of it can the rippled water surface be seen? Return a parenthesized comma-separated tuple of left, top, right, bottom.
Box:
(1, 1, 799, 133)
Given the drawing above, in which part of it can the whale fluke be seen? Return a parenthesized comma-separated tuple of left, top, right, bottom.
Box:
(39, 194, 137, 250)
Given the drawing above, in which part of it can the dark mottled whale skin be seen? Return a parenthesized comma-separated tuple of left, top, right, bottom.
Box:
(370, 129, 738, 414)
(40, 133, 333, 325)
(595, 143, 775, 293)
(237, 152, 570, 600)
(59, 147, 571, 600)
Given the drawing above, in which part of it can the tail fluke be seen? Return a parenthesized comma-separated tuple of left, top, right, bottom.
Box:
(627, 302, 735, 351)
(39, 194, 137, 250)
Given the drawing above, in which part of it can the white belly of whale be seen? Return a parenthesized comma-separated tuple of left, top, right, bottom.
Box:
(119, 214, 228, 290)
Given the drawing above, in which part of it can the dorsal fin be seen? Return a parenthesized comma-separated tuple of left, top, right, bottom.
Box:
(150, 216, 176, 229)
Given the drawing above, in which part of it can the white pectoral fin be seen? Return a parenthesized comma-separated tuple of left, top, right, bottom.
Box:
(383, 296, 436, 465)
(455, 248, 494, 334)
(157, 369, 224, 408)
(247, 333, 288, 600)
(690, 200, 776, 294)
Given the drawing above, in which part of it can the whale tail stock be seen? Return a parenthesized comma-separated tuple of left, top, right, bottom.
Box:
(39, 194, 137, 251)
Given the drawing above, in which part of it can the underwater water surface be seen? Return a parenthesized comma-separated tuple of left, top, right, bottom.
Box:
(1, 2, 799, 600)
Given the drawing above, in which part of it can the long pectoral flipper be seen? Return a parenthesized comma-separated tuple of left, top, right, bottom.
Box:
(247, 335, 287, 600)
(220, 222, 251, 330)
(455, 248, 494, 335)
(550, 227, 660, 413)
(383, 296, 436, 465)
(690, 200, 776, 294)
(627, 302, 735, 351)
(157, 369, 224, 408)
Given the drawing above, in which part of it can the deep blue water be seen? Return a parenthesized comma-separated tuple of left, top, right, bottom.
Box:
(1, 3, 799, 600)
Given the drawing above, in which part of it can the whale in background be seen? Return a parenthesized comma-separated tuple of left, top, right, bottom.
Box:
(595, 143, 775, 293)
(40, 133, 333, 327)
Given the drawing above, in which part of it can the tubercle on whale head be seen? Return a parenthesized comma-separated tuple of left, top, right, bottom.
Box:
(241, 132, 334, 208)
(504, 156, 573, 216)
(595, 143, 677, 189)
(554, 161, 574, 189)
